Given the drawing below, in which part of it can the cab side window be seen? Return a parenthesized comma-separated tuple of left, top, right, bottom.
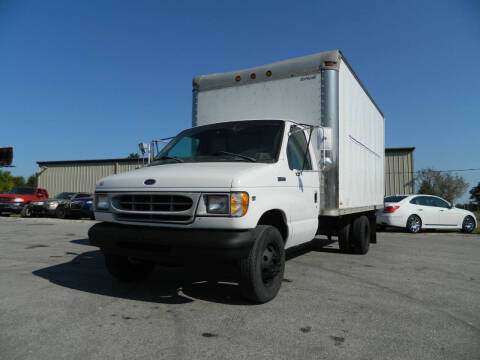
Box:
(287, 126, 311, 171)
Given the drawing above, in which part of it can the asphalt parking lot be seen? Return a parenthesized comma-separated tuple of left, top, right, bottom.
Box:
(0, 217, 479, 360)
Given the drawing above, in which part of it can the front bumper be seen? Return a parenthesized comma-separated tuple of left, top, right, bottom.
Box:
(88, 222, 255, 263)
(0, 202, 25, 213)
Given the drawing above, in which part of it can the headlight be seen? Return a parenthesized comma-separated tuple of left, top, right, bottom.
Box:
(206, 195, 229, 215)
(86, 200, 93, 204)
(95, 194, 110, 210)
(196, 192, 249, 217)
(48, 201, 59, 209)
(13, 198, 25, 203)
(230, 192, 249, 217)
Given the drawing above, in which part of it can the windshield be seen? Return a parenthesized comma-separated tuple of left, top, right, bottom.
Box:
(7, 187, 35, 195)
(55, 192, 75, 200)
(151, 120, 285, 165)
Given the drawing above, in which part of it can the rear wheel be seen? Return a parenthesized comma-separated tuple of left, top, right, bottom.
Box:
(351, 216, 370, 255)
(461, 216, 475, 233)
(406, 215, 422, 233)
(338, 219, 352, 253)
(239, 225, 285, 303)
(104, 253, 155, 282)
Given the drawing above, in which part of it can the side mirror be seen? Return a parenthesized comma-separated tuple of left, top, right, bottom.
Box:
(319, 157, 333, 172)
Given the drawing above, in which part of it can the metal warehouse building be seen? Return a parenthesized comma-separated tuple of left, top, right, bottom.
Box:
(37, 147, 415, 197)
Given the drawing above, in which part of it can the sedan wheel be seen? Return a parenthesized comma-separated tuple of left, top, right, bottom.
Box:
(461, 216, 475, 233)
(406, 215, 422, 233)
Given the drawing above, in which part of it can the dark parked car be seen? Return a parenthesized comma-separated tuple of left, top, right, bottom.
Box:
(69, 196, 95, 220)
(23, 192, 91, 218)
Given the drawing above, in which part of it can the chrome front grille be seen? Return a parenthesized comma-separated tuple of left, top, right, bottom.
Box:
(111, 193, 199, 224)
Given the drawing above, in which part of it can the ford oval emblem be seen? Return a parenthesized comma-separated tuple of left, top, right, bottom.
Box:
(144, 179, 156, 185)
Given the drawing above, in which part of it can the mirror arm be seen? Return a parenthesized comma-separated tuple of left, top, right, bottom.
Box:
(300, 126, 313, 175)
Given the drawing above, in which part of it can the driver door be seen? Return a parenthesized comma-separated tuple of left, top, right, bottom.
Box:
(285, 125, 319, 247)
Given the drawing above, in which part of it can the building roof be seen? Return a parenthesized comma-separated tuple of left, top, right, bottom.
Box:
(37, 158, 141, 166)
(385, 147, 416, 152)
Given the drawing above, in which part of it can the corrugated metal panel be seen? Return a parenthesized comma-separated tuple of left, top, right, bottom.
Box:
(385, 149, 414, 196)
(38, 160, 140, 197)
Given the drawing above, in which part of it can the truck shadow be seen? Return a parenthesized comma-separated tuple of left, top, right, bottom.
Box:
(33, 247, 252, 305)
(33, 236, 339, 305)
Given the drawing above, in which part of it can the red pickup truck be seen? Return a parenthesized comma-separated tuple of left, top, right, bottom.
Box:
(0, 187, 49, 215)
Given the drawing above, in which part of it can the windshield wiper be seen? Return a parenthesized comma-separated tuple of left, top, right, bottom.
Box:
(214, 151, 257, 162)
(158, 155, 184, 163)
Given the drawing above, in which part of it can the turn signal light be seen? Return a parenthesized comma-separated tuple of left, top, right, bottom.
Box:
(383, 206, 400, 213)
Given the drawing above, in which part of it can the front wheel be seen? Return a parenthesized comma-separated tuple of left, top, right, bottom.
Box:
(461, 216, 475, 233)
(21, 206, 32, 218)
(406, 215, 422, 233)
(55, 206, 68, 219)
(239, 225, 285, 303)
(104, 253, 155, 282)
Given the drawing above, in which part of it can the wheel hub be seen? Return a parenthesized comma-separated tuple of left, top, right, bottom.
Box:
(261, 244, 280, 285)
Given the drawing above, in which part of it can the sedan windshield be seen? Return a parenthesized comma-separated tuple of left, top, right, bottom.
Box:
(55, 192, 75, 200)
(151, 120, 285, 165)
(7, 187, 35, 195)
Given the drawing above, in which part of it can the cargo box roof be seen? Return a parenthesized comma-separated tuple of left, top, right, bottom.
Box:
(193, 50, 383, 117)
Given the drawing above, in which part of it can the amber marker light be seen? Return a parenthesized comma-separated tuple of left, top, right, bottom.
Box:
(235, 75, 241, 82)
(325, 61, 336, 67)
(250, 73, 256, 79)
(266, 70, 272, 77)
(230, 192, 249, 217)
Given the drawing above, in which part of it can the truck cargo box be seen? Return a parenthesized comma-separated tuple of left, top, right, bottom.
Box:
(193, 50, 384, 215)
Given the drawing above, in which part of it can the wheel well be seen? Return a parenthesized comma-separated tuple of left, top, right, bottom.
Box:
(257, 210, 288, 242)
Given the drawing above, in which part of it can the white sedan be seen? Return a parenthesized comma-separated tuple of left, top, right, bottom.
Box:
(376, 194, 477, 233)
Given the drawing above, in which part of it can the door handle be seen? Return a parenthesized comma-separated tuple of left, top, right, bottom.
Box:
(418, 209, 423, 211)
(440, 209, 444, 212)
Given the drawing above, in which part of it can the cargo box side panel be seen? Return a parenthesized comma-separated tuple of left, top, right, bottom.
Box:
(195, 76, 322, 127)
(338, 60, 384, 209)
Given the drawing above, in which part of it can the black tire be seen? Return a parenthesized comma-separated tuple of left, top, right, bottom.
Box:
(461, 216, 475, 233)
(21, 206, 32, 218)
(104, 252, 155, 282)
(55, 206, 68, 219)
(239, 225, 285, 303)
(351, 215, 370, 255)
(406, 215, 422, 233)
(338, 219, 352, 253)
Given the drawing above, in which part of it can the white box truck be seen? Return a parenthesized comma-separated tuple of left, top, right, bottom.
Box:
(89, 50, 385, 303)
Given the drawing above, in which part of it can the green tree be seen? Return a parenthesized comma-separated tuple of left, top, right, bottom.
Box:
(470, 182, 480, 206)
(26, 173, 39, 187)
(415, 168, 468, 203)
(127, 153, 140, 159)
(0, 170, 26, 193)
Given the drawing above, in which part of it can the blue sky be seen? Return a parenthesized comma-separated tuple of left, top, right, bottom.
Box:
(1, 0, 479, 202)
